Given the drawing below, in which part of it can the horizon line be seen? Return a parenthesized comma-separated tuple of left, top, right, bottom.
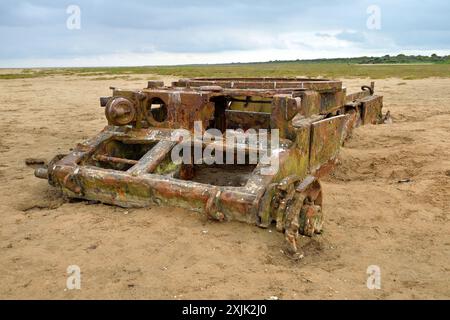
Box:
(1, 53, 449, 70)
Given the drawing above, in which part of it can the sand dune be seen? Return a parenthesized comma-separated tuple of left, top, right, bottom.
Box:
(0, 75, 448, 299)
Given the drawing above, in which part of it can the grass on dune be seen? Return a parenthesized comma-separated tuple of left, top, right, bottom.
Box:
(142, 63, 450, 79)
(1, 62, 450, 80)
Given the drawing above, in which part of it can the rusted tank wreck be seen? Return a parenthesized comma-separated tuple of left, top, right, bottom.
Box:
(34, 77, 384, 257)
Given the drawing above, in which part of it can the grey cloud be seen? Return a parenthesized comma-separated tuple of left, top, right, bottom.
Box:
(0, 0, 449, 65)
(336, 31, 366, 43)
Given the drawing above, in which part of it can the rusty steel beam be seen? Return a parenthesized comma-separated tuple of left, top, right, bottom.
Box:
(127, 140, 177, 175)
(361, 95, 383, 125)
(93, 154, 139, 166)
(225, 110, 271, 130)
(309, 115, 348, 173)
(173, 78, 343, 91)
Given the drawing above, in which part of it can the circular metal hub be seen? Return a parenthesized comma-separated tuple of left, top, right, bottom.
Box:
(105, 97, 136, 126)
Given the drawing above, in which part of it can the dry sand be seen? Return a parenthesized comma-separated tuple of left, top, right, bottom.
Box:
(0, 75, 449, 299)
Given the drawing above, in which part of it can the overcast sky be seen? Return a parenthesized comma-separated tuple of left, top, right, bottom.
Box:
(1, 0, 449, 67)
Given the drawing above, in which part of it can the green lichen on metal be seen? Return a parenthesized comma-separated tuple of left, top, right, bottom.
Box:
(272, 148, 307, 184)
(153, 157, 180, 175)
(309, 115, 347, 171)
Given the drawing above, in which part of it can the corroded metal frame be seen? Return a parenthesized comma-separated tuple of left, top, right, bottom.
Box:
(35, 78, 384, 256)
